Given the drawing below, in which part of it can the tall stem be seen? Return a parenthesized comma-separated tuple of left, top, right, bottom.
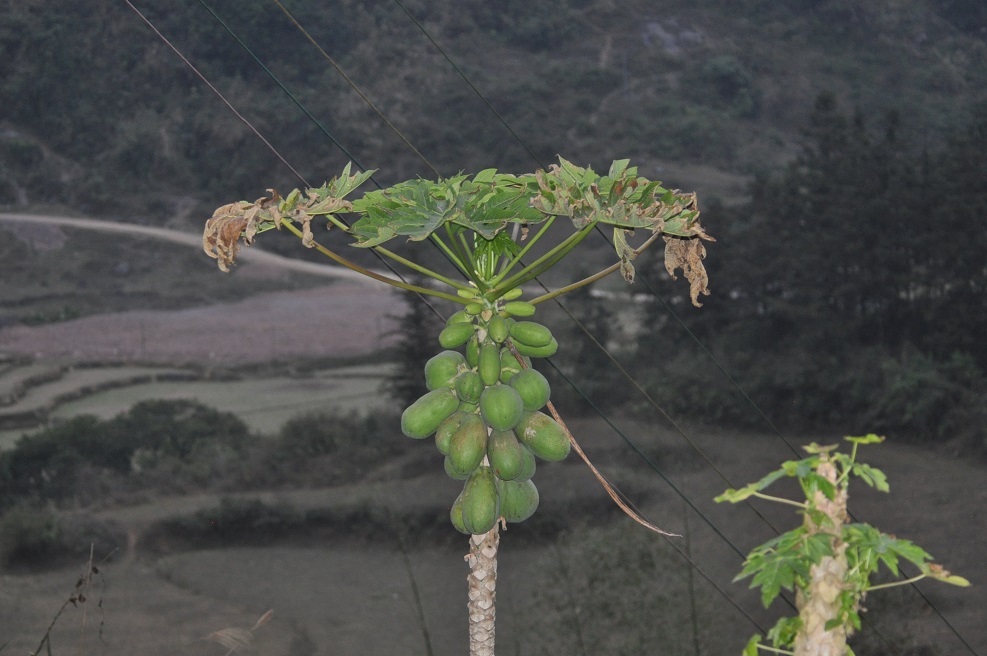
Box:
(467, 525, 499, 656)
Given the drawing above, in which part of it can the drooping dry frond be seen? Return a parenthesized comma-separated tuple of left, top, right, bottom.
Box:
(664, 235, 712, 307)
(203, 203, 249, 272)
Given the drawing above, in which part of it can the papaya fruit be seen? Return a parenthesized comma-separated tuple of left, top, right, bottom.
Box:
(401, 388, 460, 439)
(444, 455, 471, 481)
(499, 287, 524, 301)
(511, 337, 558, 358)
(448, 413, 488, 474)
(509, 321, 554, 348)
(435, 411, 466, 455)
(487, 429, 526, 481)
(459, 400, 479, 414)
(514, 410, 571, 461)
(439, 322, 475, 349)
(450, 487, 470, 534)
(515, 442, 537, 481)
(465, 334, 480, 367)
(499, 348, 530, 383)
(479, 384, 525, 431)
(464, 302, 484, 316)
(503, 300, 536, 317)
(424, 350, 466, 390)
(498, 478, 539, 523)
(461, 466, 500, 535)
(454, 370, 484, 405)
(487, 314, 509, 344)
(478, 341, 501, 387)
(508, 367, 551, 411)
(446, 309, 472, 325)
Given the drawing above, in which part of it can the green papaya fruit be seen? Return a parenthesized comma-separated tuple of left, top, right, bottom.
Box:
(508, 367, 551, 411)
(454, 370, 484, 404)
(511, 337, 558, 358)
(487, 315, 509, 343)
(515, 442, 537, 481)
(514, 410, 570, 461)
(459, 400, 479, 414)
(487, 429, 526, 481)
(478, 341, 502, 387)
(461, 466, 500, 535)
(479, 384, 525, 431)
(424, 350, 466, 390)
(450, 486, 470, 534)
(464, 302, 484, 316)
(401, 388, 460, 439)
(503, 300, 536, 317)
(448, 413, 488, 475)
(499, 287, 524, 301)
(509, 321, 554, 348)
(499, 348, 530, 383)
(465, 334, 480, 367)
(445, 455, 471, 481)
(435, 411, 466, 455)
(439, 322, 475, 349)
(498, 478, 539, 523)
(446, 309, 472, 325)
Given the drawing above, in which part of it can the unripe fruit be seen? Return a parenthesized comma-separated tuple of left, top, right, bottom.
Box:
(487, 315, 509, 343)
(455, 370, 484, 404)
(514, 410, 571, 461)
(461, 466, 500, 534)
(450, 488, 470, 534)
(424, 350, 466, 390)
(511, 337, 558, 358)
(448, 414, 488, 474)
(499, 348, 530, 383)
(435, 411, 466, 455)
(447, 309, 472, 325)
(509, 321, 554, 348)
(439, 322, 475, 349)
(401, 388, 460, 439)
(478, 341, 502, 387)
(500, 287, 524, 301)
(464, 302, 484, 316)
(479, 384, 525, 431)
(508, 367, 551, 411)
(487, 429, 526, 481)
(465, 334, 480, 367)
(498, 478, 539, 523)
(444, 455, 471, 481)
(503, 300, 536, 317)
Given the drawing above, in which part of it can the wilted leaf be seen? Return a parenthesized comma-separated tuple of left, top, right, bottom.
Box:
(663, 236, 710, 307)
(203, 202, 252, 272)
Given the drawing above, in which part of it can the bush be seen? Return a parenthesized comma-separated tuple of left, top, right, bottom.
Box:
(0, 502, 59, 568)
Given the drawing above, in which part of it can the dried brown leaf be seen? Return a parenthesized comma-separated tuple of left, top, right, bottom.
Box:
(203, 202, 252, 272)
(664, 236, 711, 307)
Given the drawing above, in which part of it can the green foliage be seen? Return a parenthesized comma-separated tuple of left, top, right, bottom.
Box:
(0, 502, 59, 568)
(717, 437, 968, 654)
(0, 400, 252, 508)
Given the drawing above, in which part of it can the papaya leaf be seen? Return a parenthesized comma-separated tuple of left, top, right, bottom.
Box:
(743, 634, 762, 656)
(851, 462, 889, 492)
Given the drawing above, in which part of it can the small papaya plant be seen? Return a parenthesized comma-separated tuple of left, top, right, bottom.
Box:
(716, 435, 969, 656)
(203, 157, 712, 654)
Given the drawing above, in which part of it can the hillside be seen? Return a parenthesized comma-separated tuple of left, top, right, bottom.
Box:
(1, 0, 985, 221)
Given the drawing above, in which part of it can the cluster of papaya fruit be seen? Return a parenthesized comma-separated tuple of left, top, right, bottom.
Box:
(400, 291, 571, 535)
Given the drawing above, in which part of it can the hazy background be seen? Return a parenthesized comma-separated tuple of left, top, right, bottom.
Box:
(1, 1, 985, 655)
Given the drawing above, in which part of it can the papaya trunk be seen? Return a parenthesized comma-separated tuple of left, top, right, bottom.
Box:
(794, 456, 849, 656)
(466, 524, 499, 656)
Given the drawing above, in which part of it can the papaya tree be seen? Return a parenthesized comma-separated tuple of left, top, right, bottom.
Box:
(202, 157, 712, 654)
(717, 435, 969, 656)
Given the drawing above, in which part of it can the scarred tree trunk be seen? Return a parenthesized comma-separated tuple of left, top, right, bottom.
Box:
(466, 524, 499, 656)
(794, 456, 849, 656)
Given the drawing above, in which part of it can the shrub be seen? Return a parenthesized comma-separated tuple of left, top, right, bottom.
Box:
(0, 502, 59, 568)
